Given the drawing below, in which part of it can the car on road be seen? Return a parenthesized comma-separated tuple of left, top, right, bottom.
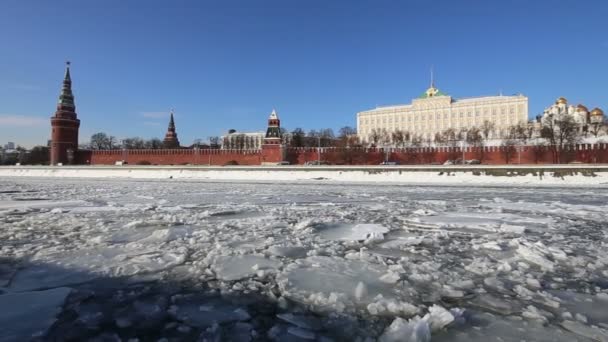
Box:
(466, 159, 481, 165)
(379, 161, 398, 165)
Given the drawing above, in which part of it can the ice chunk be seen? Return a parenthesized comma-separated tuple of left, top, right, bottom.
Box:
(354, 281, 367, 301)
(276, 313, 322, 331)
(211, 255, 281, 281)
(516, 243, 555, 271)
(379, 316, 431, 342)
(170, 297, 250, 328)
(267, 246, 308, 259)
(287, 326, 315, 340)
(0, 287, 71, 341)
(277, 256, 410, 313)
(424, 305, 455, 331)
(560, 320, 608, 341)
(317, 223, 389, 241)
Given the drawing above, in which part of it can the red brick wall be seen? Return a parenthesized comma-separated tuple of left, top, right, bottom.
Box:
(76, 144, 608, 166)
(78, 149, 262, 166)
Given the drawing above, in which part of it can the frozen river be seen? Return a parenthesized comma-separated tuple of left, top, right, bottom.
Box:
(1, 178, 607, 341)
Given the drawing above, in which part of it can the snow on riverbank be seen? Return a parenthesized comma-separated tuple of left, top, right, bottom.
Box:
(1, 166, 608, 187)
(1, 178, 607, 340)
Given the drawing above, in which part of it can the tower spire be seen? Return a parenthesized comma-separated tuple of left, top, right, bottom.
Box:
(64, 60, 71, 81)
(58, 60, 75, 109)
(168, 108, 175, 130)
(430, 65, 435, 88)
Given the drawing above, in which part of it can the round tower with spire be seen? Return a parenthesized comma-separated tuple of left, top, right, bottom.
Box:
(163, 109, 181, 148)
(50, 61, 81, 165)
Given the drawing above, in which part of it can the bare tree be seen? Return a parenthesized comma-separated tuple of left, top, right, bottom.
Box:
(378, 128, 391, 146)
(540, 115, 580, 163)
(369, 129, 382, 147)
(319, 128, 335, 147)
(480, 120, 496, 141)
(290, 128, 305, 147)
(338, 126, 357, 139)
(501, 139, 518, 164)
(90, 132, 117, 150)
(122, 137, 146, 149)
(410, 133, 423, 147)
(391, 130, 406, 148)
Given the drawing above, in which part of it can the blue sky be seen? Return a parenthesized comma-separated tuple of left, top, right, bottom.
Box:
(0, 0, 606, 147)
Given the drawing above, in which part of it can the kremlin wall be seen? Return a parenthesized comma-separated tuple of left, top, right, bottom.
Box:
(50, 63, 608, 166)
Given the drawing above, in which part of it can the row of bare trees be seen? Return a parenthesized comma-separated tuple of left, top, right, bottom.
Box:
(84, 132, 164, 150)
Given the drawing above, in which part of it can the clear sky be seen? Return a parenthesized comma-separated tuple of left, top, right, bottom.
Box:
(0, 0, 606, 147)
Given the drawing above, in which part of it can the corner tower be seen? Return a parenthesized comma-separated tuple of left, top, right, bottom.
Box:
(163, 109, 181, 148)
(50, 61, 80, 165)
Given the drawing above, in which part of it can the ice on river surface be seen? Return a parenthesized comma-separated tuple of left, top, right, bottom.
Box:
(1, 178, 607, 341)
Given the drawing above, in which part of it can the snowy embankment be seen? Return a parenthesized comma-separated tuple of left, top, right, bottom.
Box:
(2, 165, 608, 187)
(1, 178, 608, 341)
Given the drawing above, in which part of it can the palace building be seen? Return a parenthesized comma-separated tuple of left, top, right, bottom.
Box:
(357, 80, 528, 143)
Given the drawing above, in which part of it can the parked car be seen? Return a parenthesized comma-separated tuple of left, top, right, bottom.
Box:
(277, 161, 290, 165)
(305, 160, 329, 165)
(466, 159, 481, 165)
(380, 161, 398, 165)
(443, 160, 454, 165)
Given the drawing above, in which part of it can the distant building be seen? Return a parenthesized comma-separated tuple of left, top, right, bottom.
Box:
(357, 79, 528, 142)
(4, 142, 15, 150)
(221, 109, 283, 150)
(221, 131, 265, 150)
(540, 97, 604, 133)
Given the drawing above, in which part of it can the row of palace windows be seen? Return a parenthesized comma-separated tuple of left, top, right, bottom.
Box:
(360, 111, 519, 125)
(360, 106, 522, 125)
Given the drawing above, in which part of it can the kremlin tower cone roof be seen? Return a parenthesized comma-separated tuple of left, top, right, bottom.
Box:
(269, 108, 279, 120)
(163, 109, 181, 148)
(57, 61, 77, 114)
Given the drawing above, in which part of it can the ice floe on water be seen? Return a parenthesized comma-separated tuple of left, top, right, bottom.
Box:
(0, 287, 71, 341)
(1, 178, 607, 340)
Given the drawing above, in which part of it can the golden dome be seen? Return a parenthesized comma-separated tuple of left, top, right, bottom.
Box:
(590, 107, 604, 116)
(556, 97, 567, 104)
(576, 104, 589, 112)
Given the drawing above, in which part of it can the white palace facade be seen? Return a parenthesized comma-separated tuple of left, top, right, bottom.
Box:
(357, 82, 529, 142)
